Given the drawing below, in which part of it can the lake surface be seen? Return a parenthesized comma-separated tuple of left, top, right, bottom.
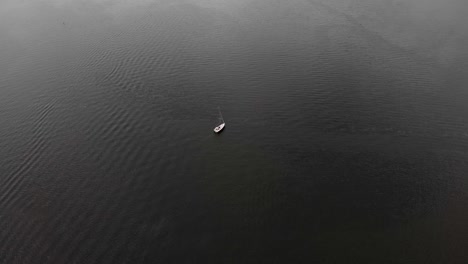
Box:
(1, 0, 468, 263)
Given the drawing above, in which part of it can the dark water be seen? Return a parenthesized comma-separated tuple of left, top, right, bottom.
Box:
(1, 0, 468, 263)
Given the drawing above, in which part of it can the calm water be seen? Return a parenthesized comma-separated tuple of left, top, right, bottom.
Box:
(1, 0, 468, 263)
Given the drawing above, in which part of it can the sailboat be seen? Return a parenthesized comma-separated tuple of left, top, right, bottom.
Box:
(213, 107, 225, 133)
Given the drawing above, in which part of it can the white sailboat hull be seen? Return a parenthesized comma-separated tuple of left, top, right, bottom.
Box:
(214, 123, 225, 133)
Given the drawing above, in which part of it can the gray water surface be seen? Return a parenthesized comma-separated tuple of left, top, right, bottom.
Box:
(1, 0, 468, 263)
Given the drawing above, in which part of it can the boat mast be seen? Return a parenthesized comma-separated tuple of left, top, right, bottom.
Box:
(218, 106, 224, 123)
